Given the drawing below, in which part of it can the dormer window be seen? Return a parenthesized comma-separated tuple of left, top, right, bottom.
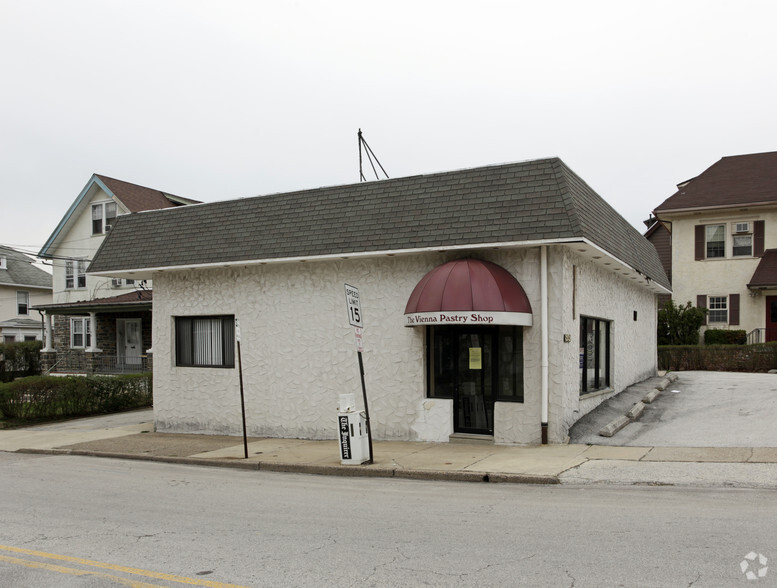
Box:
(92, 202, 117, 235)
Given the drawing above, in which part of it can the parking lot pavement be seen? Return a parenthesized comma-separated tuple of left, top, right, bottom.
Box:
(569, 371, 777, 448)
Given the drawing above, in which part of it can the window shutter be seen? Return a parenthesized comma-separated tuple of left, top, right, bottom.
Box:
(754, 220, 765, 256)
(694, 225, 705, 260)
(697, 294, 707, 325)
(729, 294, 740, 325)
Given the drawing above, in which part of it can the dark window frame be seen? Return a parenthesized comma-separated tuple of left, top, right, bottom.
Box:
(175, 315, 236, 368)
(426, 324, 524, 404)
(580, 316, 611, 395)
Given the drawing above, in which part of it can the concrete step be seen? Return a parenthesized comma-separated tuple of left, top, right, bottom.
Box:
(449, 433, 494, 445)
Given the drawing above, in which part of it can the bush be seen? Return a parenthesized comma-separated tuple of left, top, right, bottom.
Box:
(657, 300, 708, 346)
(658, 343, 777, 372)
(0, 340, 43, 382)
(704, 329, 747, 345)
(0, 373, 151, 422)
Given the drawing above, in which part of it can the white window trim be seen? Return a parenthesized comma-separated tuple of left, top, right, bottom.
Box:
(705, 224, 726, 259)
(70, 317, 92, 348)
(16, 291, 29, 316)
(0, 255, 6, 270)
(91, 201, 118, 235)
(65, 260, 88, 290)
(708, 296, 728, 324)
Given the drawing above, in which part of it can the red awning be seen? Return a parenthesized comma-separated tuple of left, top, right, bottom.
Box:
(404, 259, 533, 327)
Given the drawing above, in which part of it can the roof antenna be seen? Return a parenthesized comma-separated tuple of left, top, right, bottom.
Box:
(358, 129, 389, 182)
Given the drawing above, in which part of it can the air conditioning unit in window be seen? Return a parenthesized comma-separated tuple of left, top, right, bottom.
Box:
(111, 278, 122, 287)
(735, 222, 751, 233)
(105, 224, 113, 233)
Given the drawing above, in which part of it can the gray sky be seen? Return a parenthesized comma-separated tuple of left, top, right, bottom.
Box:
(2, 0, 776, 260)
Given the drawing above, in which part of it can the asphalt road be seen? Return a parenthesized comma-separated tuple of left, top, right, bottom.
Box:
(570, 371, 777, 447)
(1, 453, 775, 587)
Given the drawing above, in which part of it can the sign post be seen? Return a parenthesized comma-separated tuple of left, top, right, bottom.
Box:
(235, 318, 248, 459)
(344, 284, 373, 464)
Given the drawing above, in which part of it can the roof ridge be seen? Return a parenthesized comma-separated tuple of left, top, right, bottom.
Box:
(550, 159, 584, 235)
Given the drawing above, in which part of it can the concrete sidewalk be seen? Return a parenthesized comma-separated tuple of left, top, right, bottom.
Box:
(3, 409, 776, 488)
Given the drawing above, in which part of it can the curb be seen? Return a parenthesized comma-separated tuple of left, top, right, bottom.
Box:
(14, 448, 560, 485)
(598, 374, 678, 438)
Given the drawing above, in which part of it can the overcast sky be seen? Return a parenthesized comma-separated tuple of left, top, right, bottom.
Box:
(2, 0, 776, 260)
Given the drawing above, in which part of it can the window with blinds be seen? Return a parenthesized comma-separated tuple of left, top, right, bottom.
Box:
(175, 316, 235, 368)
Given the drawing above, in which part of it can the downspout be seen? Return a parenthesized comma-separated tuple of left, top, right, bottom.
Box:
(541, 245, 549, 444)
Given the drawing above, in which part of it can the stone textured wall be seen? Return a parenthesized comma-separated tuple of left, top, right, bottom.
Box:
(554, 248, 659, 441)
(152, 249, 545, 442)
(150, 246, 658, 444)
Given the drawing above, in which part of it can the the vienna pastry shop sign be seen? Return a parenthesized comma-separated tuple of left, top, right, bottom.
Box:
(404, 311, 532, 327)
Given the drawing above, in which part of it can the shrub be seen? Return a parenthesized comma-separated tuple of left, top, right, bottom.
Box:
(704, 329, 747, 345)
(658, 343, 777, 372)
(657, 300, 708, 346)
(0, 340, 43, 382)
(0, 373, 151, 422)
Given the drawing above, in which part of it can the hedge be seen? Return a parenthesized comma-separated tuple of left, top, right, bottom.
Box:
(658, 343, 777, 372)
(0, 373, 152, 422)
(0, 340, 42, 382)
(703, 329, 747, 345)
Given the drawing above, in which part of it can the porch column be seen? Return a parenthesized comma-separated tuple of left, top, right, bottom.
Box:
(86, 312, 102, 352)
(42, 311, 54, 352)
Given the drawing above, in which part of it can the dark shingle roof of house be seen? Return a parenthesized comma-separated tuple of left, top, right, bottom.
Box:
(655, 151, 777, 213)
(32, 290, 152, 313)
(96, 175, 201, 211)
(0, 246, 52, 289)
(89, 158, 670, 290)
(748, 249, 777, 289)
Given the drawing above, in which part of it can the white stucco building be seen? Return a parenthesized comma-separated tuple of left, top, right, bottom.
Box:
(89, 158, 670, 444)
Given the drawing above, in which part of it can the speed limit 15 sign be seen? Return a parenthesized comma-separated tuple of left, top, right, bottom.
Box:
(344, 284, 363, 328)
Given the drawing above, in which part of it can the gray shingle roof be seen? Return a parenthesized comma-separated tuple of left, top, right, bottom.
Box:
(0, 246, 52, 289)
(89, 158, 670, 290)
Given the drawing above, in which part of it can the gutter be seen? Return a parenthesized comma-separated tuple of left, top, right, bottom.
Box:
(541, 245, 549, 444)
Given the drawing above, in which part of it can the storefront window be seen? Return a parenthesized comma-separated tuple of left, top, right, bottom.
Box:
(580, 317, 610, 395)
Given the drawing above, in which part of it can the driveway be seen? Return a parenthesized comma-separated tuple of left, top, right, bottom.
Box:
(569, 371, 777, 447)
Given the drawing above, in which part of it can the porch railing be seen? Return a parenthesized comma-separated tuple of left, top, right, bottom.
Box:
(746, 328, 777, 345)
(46, 353, 151, 375)
(747, 329, 765, 345)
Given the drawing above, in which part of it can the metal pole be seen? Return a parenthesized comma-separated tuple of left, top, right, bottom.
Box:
(237, 340, 248, 459)
(357, 350, 373, 464)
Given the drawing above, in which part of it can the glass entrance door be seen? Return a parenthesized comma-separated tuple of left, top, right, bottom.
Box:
(455, 330, 493, 433)
(430, 326, 495, 434)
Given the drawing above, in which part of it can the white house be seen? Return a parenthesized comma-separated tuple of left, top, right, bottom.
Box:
(89, 158, 670, 444)
(652, 151, 777, 343)
(35, 174, 198, 373)
(0, 246, 52, 343)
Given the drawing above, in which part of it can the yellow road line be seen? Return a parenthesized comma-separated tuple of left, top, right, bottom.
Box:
(0, 554, 163, 588)
(0, 545, 249, 588)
